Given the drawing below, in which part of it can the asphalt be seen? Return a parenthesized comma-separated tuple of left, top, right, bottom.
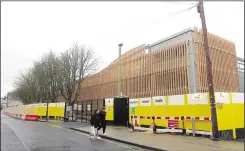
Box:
(1, 113, 144, 151)
(1, 117, 28, 151)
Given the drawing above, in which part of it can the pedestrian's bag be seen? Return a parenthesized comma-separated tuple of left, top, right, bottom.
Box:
(90, 126, 96, 136)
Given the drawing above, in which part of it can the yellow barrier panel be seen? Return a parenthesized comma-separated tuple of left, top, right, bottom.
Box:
(105, 98, 114, 121)
(56, 102, 65, 118)
(215, 92, 233, 131)
(231, 93, 244, 129)
(185, 93, 211, 132)
(48, 103, 57, 117)
(25, 104, 30, 114)
(37, 103, 47, 117)
(3, 102, 66, 119)
(35, 102, 65, 118)
(129, 92, 244, 134)
(230, 93, 244, 139)
(130, 94, 212, 131)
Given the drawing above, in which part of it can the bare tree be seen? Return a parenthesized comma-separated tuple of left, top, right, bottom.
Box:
(57, 44, 98, 106)
(39, 51, 60, 103)
(11, 43, 98, 109)
(32, 60, 47, 103)
(13, 69, 36, 104)
(12, 51, 60, 104)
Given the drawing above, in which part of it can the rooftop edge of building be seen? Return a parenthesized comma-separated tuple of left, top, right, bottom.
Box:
(150, 27, 194, 48)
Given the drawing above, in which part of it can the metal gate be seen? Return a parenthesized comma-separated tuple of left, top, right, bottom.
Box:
(78, 100, 104, 123)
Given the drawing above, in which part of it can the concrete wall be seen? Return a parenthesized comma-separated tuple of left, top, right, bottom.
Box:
(149, 27, 199, 93)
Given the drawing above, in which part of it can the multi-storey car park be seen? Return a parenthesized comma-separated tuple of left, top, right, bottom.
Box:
(76, 27, 240, 102)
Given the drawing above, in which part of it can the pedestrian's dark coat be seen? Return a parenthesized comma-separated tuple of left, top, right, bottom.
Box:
(99, 110, 106, 122)
(90, 111, 100, 128)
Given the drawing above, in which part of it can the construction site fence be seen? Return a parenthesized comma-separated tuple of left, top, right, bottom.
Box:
(128, 92, 244, 140)
(3, 92, 244, 139)
(3, 102, 65, 120)
(3, 100, 104, 122)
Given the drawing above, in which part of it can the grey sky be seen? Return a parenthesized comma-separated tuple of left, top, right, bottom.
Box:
(1, 1, 244, 97)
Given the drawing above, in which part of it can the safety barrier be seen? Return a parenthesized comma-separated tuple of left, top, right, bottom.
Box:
(3, 102, 65, 121)
(36, 102, 65, 120)
(130, 115, 212, 135)
(2, 111, 38, 121)
(129, 92, 244, 140)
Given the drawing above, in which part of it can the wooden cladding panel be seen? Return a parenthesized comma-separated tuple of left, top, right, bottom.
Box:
(194, 27, 240, 93)
(150, 43, 189, 96)
(77, 27, 240, 101)
(79, 41, 190, 100)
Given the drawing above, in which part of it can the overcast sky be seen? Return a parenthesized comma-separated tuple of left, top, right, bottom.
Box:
(1, 1, 244, 97)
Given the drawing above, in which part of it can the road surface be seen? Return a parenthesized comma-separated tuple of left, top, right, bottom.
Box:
(1, 113, 144, 151)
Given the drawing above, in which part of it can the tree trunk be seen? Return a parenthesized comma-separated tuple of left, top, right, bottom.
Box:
(72, 104, 74, 122)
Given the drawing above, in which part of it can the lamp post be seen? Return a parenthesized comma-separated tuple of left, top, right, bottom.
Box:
(118, 43, 123, 97)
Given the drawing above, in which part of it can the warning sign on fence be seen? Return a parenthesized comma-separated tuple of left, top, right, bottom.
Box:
(140, 98, 151, 106)
(129, 99, 138, 107)
(66, 106, 72, 111)
(168, 120, 178, 128)
(132, 107, 135, 114)
(87, 105, 91, 111)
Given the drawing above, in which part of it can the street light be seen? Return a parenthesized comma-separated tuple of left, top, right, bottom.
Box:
(118, 43, 123, 97)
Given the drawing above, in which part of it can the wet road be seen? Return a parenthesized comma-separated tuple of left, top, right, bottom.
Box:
(1, 113, 142, 151)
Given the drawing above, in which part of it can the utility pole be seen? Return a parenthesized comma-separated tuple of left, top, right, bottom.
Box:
(198, 0, 219, 140)
(118, 43, 123, 97)
(46, 99, 49, 121)
(45, 76, 50, 121)
(46, 84, 49, 121)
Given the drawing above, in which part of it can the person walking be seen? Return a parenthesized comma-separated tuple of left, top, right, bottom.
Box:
(99, 107, 107, 135)
(89, 109, 101, 139)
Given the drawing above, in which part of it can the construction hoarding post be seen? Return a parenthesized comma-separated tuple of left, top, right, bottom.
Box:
(192, 117, 196, 137)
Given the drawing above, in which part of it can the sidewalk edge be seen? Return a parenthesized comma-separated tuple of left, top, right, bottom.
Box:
(69, 127, 167, 151)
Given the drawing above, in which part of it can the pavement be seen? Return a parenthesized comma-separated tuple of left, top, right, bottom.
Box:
(1, 113, 146, 151)
(49, 121, 244, 151)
